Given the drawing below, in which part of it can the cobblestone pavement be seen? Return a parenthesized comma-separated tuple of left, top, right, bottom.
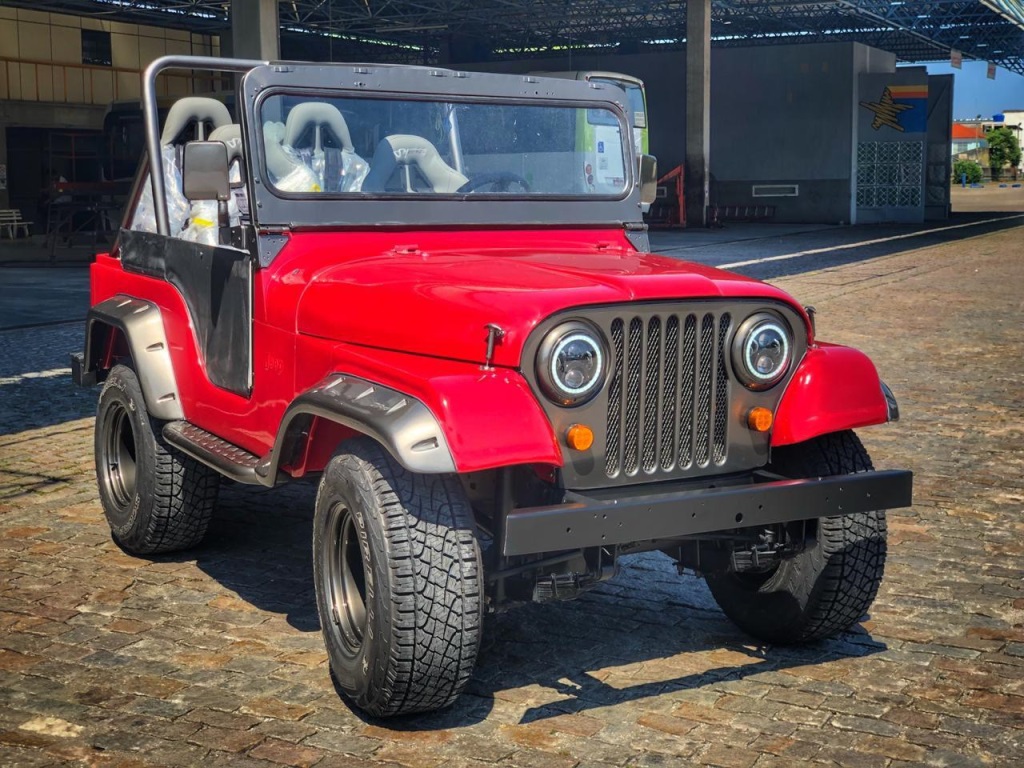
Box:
(1, 225, 1023, 767)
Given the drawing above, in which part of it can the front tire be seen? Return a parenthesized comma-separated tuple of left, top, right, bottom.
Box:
(94, 364, 219, 554)
(705, 430, 887, 644)
(313, 437, 483, 717)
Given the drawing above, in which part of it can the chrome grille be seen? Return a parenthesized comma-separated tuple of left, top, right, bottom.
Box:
(606, 312, 731, 479)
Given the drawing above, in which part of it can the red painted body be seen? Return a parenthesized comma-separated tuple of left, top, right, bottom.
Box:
(91, 226, 887, 475)
(771, 342, 889, 447)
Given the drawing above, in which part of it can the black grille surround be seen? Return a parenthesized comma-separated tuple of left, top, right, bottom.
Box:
(521, 301, 809, 491)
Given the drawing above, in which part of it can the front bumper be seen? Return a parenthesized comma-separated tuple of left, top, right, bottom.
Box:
(502, 469, 912, 556)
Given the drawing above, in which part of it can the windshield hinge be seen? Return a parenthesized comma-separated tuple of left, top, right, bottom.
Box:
(484, 324, 505, 368)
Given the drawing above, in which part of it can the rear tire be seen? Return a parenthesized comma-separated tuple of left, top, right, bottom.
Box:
(94, 364, 219, 554)
(705, 430, 887, 644)
(313, 437, 483, 717)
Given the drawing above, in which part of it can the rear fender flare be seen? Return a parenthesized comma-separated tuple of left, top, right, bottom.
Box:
(84, 295, 184, 421)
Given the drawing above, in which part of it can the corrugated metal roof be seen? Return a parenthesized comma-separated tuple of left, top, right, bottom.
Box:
(2, 1, 1022, 75)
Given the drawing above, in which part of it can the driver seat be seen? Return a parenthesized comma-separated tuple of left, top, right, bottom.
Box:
(160, 97, 232, 145)
(362, 135, 468, 193)
(283, 102, 354, 152)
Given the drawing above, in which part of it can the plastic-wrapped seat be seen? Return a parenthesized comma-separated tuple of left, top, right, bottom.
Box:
(264, 121, 321, 193)
(161, 97, 232, 144)
(180, 121, 248, 245)
(280, 103, 368, 192)
(209, 124, 248, 218)
(131, 97, 233, 236)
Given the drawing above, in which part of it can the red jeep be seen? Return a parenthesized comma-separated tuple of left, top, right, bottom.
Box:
(73, 56, 912, 717)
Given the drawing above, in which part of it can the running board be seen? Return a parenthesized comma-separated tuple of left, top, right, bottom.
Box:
(163, 421, 272, 486)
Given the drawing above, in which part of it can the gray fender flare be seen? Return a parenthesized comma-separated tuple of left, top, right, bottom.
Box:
(84, 295, 184, 421)
(263, 374, 456, 482)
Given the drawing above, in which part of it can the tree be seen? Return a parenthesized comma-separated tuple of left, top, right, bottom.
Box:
(953, 159, 982, 185)
(987, 127, 1022, 179)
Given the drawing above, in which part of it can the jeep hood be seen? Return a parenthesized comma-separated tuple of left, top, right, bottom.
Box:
(295, 244, 806, 368)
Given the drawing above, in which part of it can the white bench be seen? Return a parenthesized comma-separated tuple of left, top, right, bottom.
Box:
(0, 209, 32, 239)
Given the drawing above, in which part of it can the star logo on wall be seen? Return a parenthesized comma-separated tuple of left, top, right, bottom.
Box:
(860, 87, 913, 132)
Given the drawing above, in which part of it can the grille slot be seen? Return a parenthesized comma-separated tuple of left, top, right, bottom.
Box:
(606, 311, 731, 479)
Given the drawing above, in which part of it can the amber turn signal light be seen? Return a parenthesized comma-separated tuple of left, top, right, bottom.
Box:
(566, 424, 595, 451)
(747, 407, 774, 433)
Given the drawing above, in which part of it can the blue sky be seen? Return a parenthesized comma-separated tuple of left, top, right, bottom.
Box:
(916, 61, 1024, 119)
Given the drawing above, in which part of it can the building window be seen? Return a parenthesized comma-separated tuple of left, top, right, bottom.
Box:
(82, 29, 112, 67)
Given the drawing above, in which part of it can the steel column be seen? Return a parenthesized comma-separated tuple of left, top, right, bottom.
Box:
(231, 0, 280, 62)
(685, 0, 711, 228)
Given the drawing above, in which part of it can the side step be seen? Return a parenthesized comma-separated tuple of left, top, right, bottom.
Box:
(163, 421, 272, 486)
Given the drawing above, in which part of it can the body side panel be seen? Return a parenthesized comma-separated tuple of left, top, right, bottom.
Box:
(294, 336, 562, 473)
(91, 255, 288, 455)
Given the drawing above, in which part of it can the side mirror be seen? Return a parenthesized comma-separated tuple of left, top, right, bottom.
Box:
(182, 141, 230, 202)
(638, 154, 658, 207)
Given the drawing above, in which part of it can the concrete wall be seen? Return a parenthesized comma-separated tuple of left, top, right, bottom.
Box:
(855, 65, 930, 224)
(925, 74, 954, 220)
(0, 7, 219, 209)
(709, 43, 898, 224)
(0, 7, 219, 105)
(473, 42, 924, 224)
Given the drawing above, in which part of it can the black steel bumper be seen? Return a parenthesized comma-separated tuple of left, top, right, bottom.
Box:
(502, 469, 913, 556)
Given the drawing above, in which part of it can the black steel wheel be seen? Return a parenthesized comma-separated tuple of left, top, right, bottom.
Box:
(321, 502, 369, 654)
(100, 400, 138, 510)
(94, 365, 219, 554)
(705, 430, 888, 644)
(313, 437, 483, 717)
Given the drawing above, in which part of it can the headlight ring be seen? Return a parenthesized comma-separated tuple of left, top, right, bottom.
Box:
(536, 321, 607, 406)
(732, 312, 792, 390)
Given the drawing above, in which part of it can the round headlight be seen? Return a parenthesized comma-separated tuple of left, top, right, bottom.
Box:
(733, 313, 792, 390)
(537, 322, 606, 406)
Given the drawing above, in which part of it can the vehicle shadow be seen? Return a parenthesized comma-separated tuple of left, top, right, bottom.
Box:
(189, 481, 886, 728)
(375, 557, 886, 729)
(0, 466, 78, 500)
(191, 479, 323, 632)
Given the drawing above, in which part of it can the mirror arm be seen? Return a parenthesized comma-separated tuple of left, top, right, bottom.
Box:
(217, 199, 231, 246)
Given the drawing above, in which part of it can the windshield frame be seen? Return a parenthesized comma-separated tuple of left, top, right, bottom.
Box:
(241, 63, 643, 230)
(255, 88, 633, 203)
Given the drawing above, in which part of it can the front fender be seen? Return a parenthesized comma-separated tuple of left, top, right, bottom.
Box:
(286, 341, 561, 476)
(771, 342, 890, 447)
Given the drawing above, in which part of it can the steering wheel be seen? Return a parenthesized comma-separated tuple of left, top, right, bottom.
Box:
(457, 172, 531, 194)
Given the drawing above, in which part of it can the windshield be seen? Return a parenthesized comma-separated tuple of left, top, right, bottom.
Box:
(260, 93, 630, 198)
(589, 80, 646, 129)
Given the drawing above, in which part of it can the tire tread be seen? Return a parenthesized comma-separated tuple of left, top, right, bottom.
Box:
(706, 430, 887, 644)
(96, 365, 218, 554)
(319, 438, 481, 716)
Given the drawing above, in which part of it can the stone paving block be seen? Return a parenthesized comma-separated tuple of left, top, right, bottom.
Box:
(3, 230, 1024, 766)
(699, 743, 760, 768)
(301, 730, 382, 757)
(187, 724, 266, 753)
(248, 737, 326, 767)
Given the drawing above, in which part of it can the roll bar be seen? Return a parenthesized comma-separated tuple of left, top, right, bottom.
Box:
(142, 55, 267, 236)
